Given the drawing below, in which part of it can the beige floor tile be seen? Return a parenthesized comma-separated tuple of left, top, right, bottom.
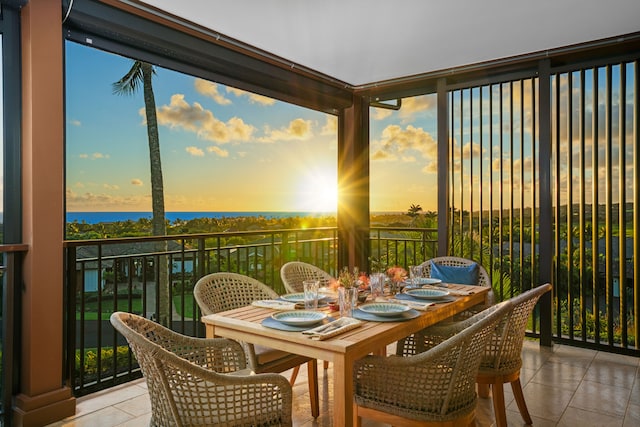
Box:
(56, 406, 136, 427)
(629, 380, 640, 405)
(547, 345, 597, 368)
(531, 360, 587, 391)
(623, 402, 640, 427)
(557, 406, 624, 427)
(569, 379, 632, 418)
(71, 382, 148, 418)
(521, 339, 555, 368)
(112, 394, 151, 417)
(114, 413, 152, 427)
(44, 343, 640, 427)
(593, 351, 640, 368)
(583, 359, 637, 389)
(510, 381, 574, 422)
(506, 408, 558, 427)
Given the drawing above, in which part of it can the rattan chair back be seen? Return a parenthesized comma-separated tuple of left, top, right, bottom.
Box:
(194, 272, 279, 315)
(193, 272, 321, 418)
(110, 311, 293, 427)
(280, 261, 334, 294)
(480, 283, 553, 375)
(354, 301, 511, 426)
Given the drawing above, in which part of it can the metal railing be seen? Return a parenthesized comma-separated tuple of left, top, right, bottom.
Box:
(1, 244, 28, 427)
(447, 56, 640, 355)
(63, 226, 437, 396)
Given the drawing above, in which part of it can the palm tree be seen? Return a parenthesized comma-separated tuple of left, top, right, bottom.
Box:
(113, 61, 170, 325)
(407, 203, 423, 227)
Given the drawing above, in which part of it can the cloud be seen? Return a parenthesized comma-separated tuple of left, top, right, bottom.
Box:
(79, 152, 110, 160)
(258, 118, 313, 142)
(65, 188, 151, 211)
(371, 95, 435, 124)
(226, 87, 276, 106)
(69, 119, 82, 126)
(131, 178, 143, 186)
(321, 116, 337, 135)
(186, 146, 205, 157)
(207, 146, 229, 157)
(155, 94, 255, 143)
(194, 78, 232, 105)
(371, 124, 437, 171)
(103, 183, 120, 190)
(371, 108, 393, 121)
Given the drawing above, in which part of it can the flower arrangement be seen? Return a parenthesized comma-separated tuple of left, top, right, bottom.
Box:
(386, 266, 407, 284)
(337, 266, 358, 288)
(337, 266, 369, 289)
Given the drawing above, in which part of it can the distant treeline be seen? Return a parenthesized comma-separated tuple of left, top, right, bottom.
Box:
(64, 212, 431, 240)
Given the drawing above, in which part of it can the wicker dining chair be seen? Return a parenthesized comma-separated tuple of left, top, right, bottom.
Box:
(194, 272, 319, 417)
(476, 283, 552, 427)
(280, 261, 334, 294)
(110, 312, 293, 427)
(280, 261, 334, 370)
(353, 300, 512, 427)
(402, 283, 552, 427)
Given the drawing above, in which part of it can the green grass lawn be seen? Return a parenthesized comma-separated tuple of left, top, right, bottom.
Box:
(78, 293, 194, 320)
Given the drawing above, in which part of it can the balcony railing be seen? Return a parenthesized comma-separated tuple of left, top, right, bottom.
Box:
(62, 222, 640, 398)
(63, 226, 437, 396)
(1, 244, 28, 426)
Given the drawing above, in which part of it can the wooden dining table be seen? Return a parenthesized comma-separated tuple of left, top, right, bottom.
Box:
(201, 284, 489, 427)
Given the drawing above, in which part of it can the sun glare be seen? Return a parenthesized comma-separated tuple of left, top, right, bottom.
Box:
(297, 170, 338, 212)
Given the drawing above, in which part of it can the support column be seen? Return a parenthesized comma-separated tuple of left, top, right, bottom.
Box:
(14, 0, 76, 425)
(436, 78, 450, 256)
(338, 95, 370, 272)
(537, 59, 554, 347)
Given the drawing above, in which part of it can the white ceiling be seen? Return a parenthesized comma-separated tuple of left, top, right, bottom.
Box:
(138, 0, 640, 87)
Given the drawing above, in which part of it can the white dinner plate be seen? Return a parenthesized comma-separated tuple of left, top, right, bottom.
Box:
(415, 277, 442, 285)
(280, 293, 328, 303)
(358, 302, 412, 317)
(405, 288, 450, 300)
(271, 310, 327, 326)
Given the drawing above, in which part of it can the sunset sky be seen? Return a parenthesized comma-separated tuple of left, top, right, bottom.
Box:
(64, 41, 438, 214)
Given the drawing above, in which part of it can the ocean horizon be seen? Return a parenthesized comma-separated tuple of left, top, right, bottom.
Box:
(0, 211, 405, 224)
(65, 211, 340, 224)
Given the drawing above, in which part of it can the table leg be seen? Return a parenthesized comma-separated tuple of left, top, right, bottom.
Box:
(332, 355, 355, 427)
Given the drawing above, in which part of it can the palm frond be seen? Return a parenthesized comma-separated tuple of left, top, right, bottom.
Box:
(112, 61, 145, 96)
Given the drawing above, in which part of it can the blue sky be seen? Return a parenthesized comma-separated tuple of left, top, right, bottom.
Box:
(65, 41, 439, 214)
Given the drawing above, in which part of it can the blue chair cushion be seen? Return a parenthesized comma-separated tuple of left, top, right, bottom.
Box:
(430, 261, 479, 285)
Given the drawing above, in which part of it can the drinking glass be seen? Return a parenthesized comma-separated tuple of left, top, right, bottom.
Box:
(369, 272, 386, 300)
(410, 265, 423, 288)
(303, 280, 319, 309)
(338, 287, 358, 317)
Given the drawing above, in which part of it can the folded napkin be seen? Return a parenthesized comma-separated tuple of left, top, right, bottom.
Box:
(422, 285, 474, 296)
(251, 300, 297, 310)
(301, 317, 362, 340)
(389, 298, 434, 311)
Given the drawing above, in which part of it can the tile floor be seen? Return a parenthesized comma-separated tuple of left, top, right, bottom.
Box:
(46, 340, 640, 426)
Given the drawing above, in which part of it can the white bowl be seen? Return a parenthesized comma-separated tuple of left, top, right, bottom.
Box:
(271, 310, 327, 326)
(405, 288, 450, 300)
(358, 302, 411, 317)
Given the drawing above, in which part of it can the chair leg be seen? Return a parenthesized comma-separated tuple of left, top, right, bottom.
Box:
(289, 365, 300, 385)
(510, 378, 532, 424)
(307, 360, 319, 418)
(477, 383, 491, 398)
(491, 381, 507, 427)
